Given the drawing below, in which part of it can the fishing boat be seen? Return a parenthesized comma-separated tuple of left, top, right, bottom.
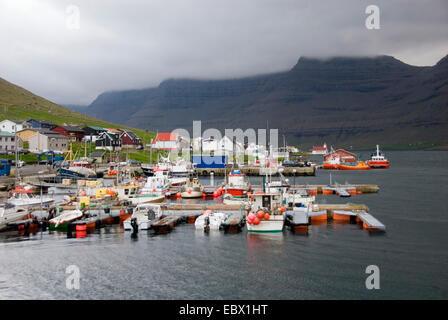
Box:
(338, 161, 370, 170)
(246, 192, 285, 233)
(194, 210, 227, 231)
(180, 177, 204, 198)
(0, 204, 29, 231)
(58, 142, 97, 178)
(224, 170, 251, 197)
(115, 184, 165, 205)
(322, 157, 340, 169)
(123, 203, 162, 231)
(49, 209, 83, 230)
(367, 145, 390, 169)
(6, 186, 55, 208)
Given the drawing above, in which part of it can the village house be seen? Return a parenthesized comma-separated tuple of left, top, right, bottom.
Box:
(95, 131, 122, 151)
(90, 151, 107, 164)
(151, 132, 188, 152)
(0, 120, 30, 133)
(0, 132, 23, 152)
(83, 126, 107, 142)
(26, 118, 57, 130)
(120, 129, 142, 148)
(51, 125, 85, 142)
(201, 136, 245, 157)
(311, 143, 328, 155)
(28, 131, 69, 153)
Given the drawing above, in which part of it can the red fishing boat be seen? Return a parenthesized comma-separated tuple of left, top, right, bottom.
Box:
(367, 145, 390, 169)
(224, 170, 251, 197)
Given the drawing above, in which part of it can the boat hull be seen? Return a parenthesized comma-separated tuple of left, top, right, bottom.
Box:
(181, 192, 203, 198)
(367, 161, 389, 169)
(338, 162, 370, 170)
(246, 215, 284, 233)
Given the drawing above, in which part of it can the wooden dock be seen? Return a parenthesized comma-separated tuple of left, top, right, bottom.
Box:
(195, 166, 315, 176)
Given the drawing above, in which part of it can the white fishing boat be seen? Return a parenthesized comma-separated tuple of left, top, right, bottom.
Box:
(246, 191, 285, 233)
(49, 209, 83, 230)
(180, 178, 204, 198)
(123, 203, 162, 231)
(0, 204, 29, 231)
(6, 186, 54, 208)
(115, 184, 165, 205)
(194, 210, 227, 231)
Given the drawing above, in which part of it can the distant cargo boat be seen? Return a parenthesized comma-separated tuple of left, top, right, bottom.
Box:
(367, 145, 390, 169)
(338, 161, 370, 170)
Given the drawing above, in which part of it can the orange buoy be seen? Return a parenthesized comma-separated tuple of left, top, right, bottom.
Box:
(187, 189, 192, 194)
(76, 224, 87, 231)
(202, 193, 206, 198)
(264, 213, 270, 220)
(176, 192, 182, 198)
(280, 206, 286, 212)
(253, 217, 260, 225)
(257, 210, 264, 218)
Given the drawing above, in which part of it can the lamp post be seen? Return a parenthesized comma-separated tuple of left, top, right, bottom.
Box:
(293, 169, 296, 187)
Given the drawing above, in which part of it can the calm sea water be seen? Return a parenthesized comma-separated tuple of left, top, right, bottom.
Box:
(0, 151, 447, 299)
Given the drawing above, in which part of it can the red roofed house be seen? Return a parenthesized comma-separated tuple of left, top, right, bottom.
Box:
(324, 149, 356, 163)
(51, 125, 85, 142)
(311, 143, 328, 155)
(152, 133, 186, 151)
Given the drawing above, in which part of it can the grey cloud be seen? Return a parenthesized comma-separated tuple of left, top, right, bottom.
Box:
(0, 0, 447, 105)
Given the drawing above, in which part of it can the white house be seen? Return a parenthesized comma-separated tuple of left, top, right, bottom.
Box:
(202, 136, 244, 157)
(0, 120, 30, 133)
(29, 132, 69, 153)
(0, 132, 23, 151)
(311, 143, 328, 155)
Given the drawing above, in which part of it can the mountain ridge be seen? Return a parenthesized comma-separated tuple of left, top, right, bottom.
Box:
(79, 54, 448, 148)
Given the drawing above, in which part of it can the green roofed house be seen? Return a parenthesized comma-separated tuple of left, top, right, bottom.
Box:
(82, 126, 107, 142)
(0, 132, 24, 152)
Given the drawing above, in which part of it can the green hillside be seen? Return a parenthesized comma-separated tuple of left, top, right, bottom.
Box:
(0, 77, 155, 144)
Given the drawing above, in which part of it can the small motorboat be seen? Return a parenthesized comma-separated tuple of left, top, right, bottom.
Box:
(123, 203, 162, 231)
(7, 186, 55, 208)
(0, 204, 30, 231)
(49, 209, 83, 230)
(337, 161, 370, 170)
(181, 178, 204, 198)
(195, 210, 227, 231)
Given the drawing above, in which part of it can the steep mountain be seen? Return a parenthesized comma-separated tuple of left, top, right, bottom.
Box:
(83, 54, 448, 149)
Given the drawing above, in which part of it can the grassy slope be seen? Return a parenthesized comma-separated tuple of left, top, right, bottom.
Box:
(0, 77, 156, 144)
(0, 77, 169, 162)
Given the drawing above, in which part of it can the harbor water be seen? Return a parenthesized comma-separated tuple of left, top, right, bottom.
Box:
(0, 151, 447, 299)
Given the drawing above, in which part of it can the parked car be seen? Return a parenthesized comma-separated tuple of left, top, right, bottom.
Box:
(127, 159, 141, 165)
(282, 160, 299, 167)
(136, 145, 143, 150)
(11, 160, 25, 167)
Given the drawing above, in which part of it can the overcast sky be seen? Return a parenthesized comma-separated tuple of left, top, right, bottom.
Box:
(1, 0, 447, 105)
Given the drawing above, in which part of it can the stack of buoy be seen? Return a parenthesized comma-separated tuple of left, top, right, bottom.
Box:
(213, 187, 224, 197)
(247, 210, 270, 225)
